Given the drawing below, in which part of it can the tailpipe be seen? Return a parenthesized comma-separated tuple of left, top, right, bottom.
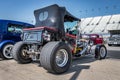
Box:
(79, 46, 88, 55)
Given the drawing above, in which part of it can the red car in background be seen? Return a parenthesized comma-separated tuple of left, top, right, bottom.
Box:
(66, 29, 104, 45)
(82, 34, 103, 45)
(88, 34, 103, 45)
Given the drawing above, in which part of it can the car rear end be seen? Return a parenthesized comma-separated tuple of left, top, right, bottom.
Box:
(108, 35, 120, 46)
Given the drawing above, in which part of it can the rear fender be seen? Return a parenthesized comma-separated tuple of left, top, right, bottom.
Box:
(0, 40, 15, 50)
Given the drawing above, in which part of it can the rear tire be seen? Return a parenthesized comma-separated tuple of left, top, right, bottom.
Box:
(95, 45, 107, 59)
(0, 44, 13, 59)
(12, 41, 32, 64)
(40, 41, 72, 74)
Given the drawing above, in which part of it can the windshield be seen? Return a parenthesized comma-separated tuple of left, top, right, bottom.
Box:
(64, 21, 78, 32)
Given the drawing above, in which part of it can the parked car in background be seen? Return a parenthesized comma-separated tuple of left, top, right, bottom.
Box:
(108, 30, 120, 46)
(82, 34, 103, 45)
(89, 34, 103, 45)
(66, 29, 104, 45)
(0, 19, 34, 59)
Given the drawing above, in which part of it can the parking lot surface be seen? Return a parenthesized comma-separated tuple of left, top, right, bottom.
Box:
(0, 45, 120, 80)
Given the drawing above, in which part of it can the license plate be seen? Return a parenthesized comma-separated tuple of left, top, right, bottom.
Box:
(23, 31, 42, 42)
(27, 33, 38, 41)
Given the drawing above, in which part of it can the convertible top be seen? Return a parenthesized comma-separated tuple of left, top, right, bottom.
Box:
(34, 4, 80, 27)
(34, 4, 80, 37)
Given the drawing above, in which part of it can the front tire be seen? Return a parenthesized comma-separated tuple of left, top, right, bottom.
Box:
(95, 45, 107, 59)
(40, 42, 72, 74)
(12, 41, 32, 64)
(0, 44, 13, 59)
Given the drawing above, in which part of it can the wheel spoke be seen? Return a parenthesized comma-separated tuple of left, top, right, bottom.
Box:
(5, 49, 9, 53)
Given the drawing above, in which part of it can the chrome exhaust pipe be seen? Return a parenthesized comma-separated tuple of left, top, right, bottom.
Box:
(79, 45, 88, 55)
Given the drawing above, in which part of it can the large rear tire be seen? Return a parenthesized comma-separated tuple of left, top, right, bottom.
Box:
(12, 41, 32, 64)
(95, 45, 107, 60)
(0, 44, 13, 59)
(40, 42, 72, 74)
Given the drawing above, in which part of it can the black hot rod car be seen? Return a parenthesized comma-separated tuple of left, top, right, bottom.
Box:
(12, 4, 107, 74)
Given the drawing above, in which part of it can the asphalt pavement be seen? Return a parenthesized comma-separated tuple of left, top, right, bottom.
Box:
(0, 45, 120, 80)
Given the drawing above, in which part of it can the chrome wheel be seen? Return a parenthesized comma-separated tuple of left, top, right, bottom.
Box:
(100, 47, 106, 58)
(21, 46, 30, 59)
(3, 44, 13, 59)
(12, 41, 32, 64)
(56, 49, 68, 67)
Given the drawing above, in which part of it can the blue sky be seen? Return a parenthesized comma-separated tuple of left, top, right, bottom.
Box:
(0, 0, 120, 24)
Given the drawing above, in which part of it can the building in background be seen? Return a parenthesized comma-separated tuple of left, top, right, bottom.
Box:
(79, 14, 120, 39)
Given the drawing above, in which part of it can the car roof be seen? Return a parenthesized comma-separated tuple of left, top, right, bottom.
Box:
(0, 19, 33, 26)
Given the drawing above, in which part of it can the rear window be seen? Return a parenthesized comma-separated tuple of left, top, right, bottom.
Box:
(39, 11, 48, 21)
